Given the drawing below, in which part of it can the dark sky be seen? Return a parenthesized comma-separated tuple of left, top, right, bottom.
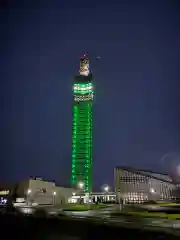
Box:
(0, 0, 180, 190)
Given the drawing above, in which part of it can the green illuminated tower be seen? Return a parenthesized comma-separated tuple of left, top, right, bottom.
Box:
(71, 54, 93, 193)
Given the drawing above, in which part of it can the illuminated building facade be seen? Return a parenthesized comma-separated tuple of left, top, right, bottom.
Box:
(71, 54, 93, 193)
(114, 167, 179, 203)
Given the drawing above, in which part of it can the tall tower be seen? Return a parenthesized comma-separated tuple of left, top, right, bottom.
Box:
(71, 54, 93, 193)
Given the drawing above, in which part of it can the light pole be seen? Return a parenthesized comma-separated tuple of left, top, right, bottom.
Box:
(71, 192, 76, 204)
(27, 188, 31, 205)
(118, 192, 124, 211)
(102, 185, 110, 203)
(27, 189, 31, 195)
(77, 181, 84, 204)
(53, 191, 56, 205)
(78, 181, 84, 190)
(104, 186, 109, 203)
(150, 188, 157, 201)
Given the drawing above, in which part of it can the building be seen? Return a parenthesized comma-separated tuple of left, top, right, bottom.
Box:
(71, 54, 93, 193)
(1, 178, 74, 206)
(114, 166, 179, 203)
(69, 191, 116, 204)
(90, 192, 116, 203)
(0, 184, 10, 206)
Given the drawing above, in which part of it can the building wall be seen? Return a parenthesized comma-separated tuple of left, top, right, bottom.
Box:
(114, 168, 176, 203)
(28, 179, 56, 205)
(15, 179, 74, 206)
(55, 187, 74, 205)
(16, 180, 29, 197)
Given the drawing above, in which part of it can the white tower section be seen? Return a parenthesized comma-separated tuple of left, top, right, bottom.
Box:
(79, 54, 89, 76)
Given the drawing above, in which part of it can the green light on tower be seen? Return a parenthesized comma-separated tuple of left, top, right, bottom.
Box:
(71, 54, 93, 193)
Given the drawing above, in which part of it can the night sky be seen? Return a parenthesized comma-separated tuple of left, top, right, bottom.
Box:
(0, 0, 180, 190)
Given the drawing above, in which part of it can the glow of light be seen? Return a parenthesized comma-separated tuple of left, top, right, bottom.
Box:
(27, 189, 31, 195)
(0, 190, 9, 195)
(53, 191, 57, 196)
(74, 95, 93, 102)
(78, 182, 84, 189)
(104, 186, 109, 192)
(150, 188, 155, 193)
(20, 207, 34, 215)
(73, 83, 93, 96)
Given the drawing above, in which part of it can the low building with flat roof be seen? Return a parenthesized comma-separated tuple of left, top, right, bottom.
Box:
(10, 178, 74, 206)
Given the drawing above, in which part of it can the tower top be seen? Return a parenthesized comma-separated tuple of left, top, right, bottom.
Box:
(79, 53, 89, 76)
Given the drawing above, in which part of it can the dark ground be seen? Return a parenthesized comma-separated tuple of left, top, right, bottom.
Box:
(0, 213, 179, 240)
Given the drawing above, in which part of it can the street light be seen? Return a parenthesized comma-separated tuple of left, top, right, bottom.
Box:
(26, 189, 32, 206)
(78, 181, 84, 189)
(150, 188, 158, 201)
(104, 186, 109, 192)
(77, 181, 84, 204)
(150, 188, 155, 193)
(102, 185, 110, 203)
(78, 182, 90, 206)
(53, 191, 57, 205)
(27, 189, 31, 195)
